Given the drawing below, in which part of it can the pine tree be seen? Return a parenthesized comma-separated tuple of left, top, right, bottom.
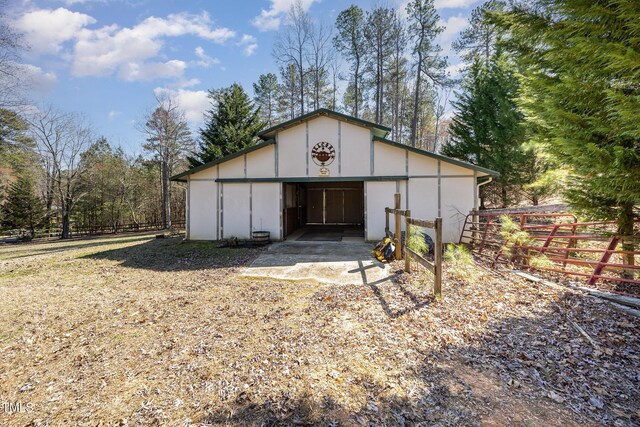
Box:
(493, 0, 640, 258)
(333, 5, 366, 118)
(190, 83, 264, 167)
(442, 52, 527, 208)
(253, 73, 279, 127)
(452, 0, 505, 65)
(406, 0, 447, 148)
(1, 174, 45, 236)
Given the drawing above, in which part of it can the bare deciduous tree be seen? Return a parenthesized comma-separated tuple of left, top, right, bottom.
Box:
(0, 1, 27, 107)
(273, 0, 312, 116)
(140, 96, 192, 229)
(28, 107, 93, 238)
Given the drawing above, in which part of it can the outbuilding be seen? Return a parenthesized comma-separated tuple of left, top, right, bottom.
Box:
(171, 109, 497, 243)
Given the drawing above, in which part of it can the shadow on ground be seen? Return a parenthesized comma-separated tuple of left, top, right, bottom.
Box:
(81, 235, 261, 272)
(195, 289, 639, 426)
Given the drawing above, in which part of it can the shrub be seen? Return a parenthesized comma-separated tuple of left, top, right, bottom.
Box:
(498, 215, 533, 262)
(407, 227, 428, 256)
(444, 244, 478, 282)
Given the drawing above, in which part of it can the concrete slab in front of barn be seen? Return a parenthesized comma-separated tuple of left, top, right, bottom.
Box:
(239, 241, 394, 285)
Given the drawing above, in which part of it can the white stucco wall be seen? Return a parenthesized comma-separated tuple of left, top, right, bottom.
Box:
(278, 124, 307, 177)
(221, 183, 250, 238)
(440, 177, 475, 242)
(246, 145, 276, 178)
(251, 183, 281, 239)
(188, 179, 217, 240)
(373, 141, 406, 176)
(340, 121, 371, 177)
(183, 113, 486, 243)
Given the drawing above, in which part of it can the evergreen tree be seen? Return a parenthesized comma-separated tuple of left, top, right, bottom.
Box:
(1, 174, 45, 236)
(406, 0, 447, 148)
(333, 5, 366, 118)
(253, 73, 279, 127)
(452, 0, 505, 65)
(493, 0, 640, 255)
(442, 52, 527, 208)
(190, 83, 264, 167)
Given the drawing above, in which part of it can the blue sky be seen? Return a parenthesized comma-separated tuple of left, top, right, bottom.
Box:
(8, 0, 481, 154)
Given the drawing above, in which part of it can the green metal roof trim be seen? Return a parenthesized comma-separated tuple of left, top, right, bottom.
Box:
(372, 136, 499, 176)
(257, 108, 391, 140)
(216, 176, 407, 183)
(170, 139, 276, 182)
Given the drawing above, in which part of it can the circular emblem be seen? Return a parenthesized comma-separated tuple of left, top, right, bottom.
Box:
(311, 141, 336, 166)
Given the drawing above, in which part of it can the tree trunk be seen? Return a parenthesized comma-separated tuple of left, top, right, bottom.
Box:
(61, 207, 71, 239)
(354, 55, 360, 118)
(501, 185, 508, 208)
(410, 53, 422, 148)
(161, 161, 171, 229)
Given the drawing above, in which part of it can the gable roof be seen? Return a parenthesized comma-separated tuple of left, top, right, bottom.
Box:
(372, 136, 499, 177)
(258, 108, 391, 140)
(170, 138, 275, 182)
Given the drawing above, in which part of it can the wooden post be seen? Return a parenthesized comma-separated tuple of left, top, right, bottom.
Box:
(394, 193, 402, 260)
(434, 217, 443, 299)
(405, 210, 411, 272)
(385, 208, 390, 237)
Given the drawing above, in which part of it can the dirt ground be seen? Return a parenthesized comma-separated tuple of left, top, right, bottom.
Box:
(0, 233, 638, 426)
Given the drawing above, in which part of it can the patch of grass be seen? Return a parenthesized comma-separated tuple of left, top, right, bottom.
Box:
(407, 227, 429, 256)
(444, 244, 478, 282)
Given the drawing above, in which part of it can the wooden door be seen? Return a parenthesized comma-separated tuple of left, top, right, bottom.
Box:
(324, 189, 343, 224)
(343, 188, 363, 224)
(307, 189, 323, 224)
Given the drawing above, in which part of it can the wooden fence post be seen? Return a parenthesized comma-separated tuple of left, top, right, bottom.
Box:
(434, 217, 443, 299)
(394, 193, 402, 260)
(385, 208, 390, 237)
(405, 211, 411, 272)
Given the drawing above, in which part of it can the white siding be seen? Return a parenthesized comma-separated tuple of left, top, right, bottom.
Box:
(218, 155, 245, 178)
(188, 180, 217, 240)
(308, 116, 340, 177)
(278, 124, 307, 177)
(440, 177, 475, 242)
(340, 121, 370, 176)
(373, 141, 406, 176)
(408, 151, 438, 175)
(246, 145, 276, 178)
(365, 181, 404, 241)
(221, 183, 251, 238)
(251, 183, 281, 239)
(407, 178, 439, 242)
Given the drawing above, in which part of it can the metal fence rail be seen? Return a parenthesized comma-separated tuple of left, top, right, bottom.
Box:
(459, 210, 639, 294)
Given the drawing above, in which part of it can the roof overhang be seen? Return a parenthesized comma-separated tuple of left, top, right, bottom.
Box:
(258, 108, 391, 140)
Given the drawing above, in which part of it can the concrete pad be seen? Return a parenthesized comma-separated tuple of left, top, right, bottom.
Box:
(240, 241, 394, 285)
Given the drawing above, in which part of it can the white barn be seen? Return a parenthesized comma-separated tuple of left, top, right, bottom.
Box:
(171, 109, 496, 243)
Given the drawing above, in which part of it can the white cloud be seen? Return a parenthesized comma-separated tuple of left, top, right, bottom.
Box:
(14, 7, 96, 54)
(21, 64, 58, 92)
(438, 15, 469, 57)
(118, 60, 187, 81)
(251, 0, 319, 31)
(72, 12, 235, 80)
(153, 87, 209, 124)
(434, 0, 480, 9)
(107, 110, 121, 120)
(15, 8, 235, 82)
(238, 34, 258, 57)
(193, 46, 220, 67)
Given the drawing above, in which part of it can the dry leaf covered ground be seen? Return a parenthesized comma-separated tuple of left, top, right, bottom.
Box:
(0, 233, 638, 426)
